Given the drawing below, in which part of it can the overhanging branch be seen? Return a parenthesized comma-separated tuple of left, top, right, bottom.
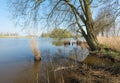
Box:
(65, 1, 86, 24)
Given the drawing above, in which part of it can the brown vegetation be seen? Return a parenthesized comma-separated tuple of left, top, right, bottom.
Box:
(64, 67, 120, 83)
(76, 40, 81, 45)
(31, 37, 41, 61)
(53, 63, 120, 83)
(64, 40, 70, 45)
(97, 36, 120, 51)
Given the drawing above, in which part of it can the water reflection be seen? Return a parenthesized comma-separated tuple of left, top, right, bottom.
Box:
(33, 62, 40, 83)
(12, 45, 89, 83)
(0, 38, 112, 83)
(52, 39, 64, 46)
(52, 39, 83, 47)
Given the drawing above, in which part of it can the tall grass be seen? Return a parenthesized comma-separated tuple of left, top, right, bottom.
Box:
(31, 37, 41, 61)
(97, 36, 120, 51)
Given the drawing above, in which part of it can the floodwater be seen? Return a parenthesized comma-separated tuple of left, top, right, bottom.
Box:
(0, 38, 112, 83)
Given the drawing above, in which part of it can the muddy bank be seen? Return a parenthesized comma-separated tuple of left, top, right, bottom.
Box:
(53, 54, 120, 83)
(90, 50, 120, 63)
(55, 63, 120, 83)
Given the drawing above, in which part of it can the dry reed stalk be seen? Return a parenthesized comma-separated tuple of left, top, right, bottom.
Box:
(47, 70, 50, 83)
(61, 74, 65, 83)
(97, 36, 120, 51)
(31, 37, 41, 61)
(54, 66, 74, 72)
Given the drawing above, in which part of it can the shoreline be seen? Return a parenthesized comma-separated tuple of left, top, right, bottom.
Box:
(0, 36, 32, 38)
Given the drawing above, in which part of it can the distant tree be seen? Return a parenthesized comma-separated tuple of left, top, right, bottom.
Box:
(94, 6, 116, 37)
(0, 32, 3, 36)
(49, 28, 72, 38)
(41, 33, 49, 37)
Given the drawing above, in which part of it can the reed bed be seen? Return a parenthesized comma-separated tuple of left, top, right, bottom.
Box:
(97, 36, 120, 51)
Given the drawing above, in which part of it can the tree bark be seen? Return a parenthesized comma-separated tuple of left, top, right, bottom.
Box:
(85, 30, 99, 51)
(83, 0, 99, 51)
(79, 23, 99, 51)
(66, 0, 100, 51)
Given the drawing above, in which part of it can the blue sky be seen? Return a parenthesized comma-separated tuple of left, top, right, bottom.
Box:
(0, 0, 21, 34)
(0, 0, 97, 36)
(0, 0, 46, 36)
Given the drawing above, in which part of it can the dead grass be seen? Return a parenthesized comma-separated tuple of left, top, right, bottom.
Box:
(97, 36, 120, 51)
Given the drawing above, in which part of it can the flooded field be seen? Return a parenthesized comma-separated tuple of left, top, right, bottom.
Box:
(0, 38, 118, 83)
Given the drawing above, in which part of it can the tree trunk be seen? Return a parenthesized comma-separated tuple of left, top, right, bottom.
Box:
(83, 0, 100, 51)
(85, 33, 99, 51)
(67, 0, 101, 51)
(81, 27, 99, 51)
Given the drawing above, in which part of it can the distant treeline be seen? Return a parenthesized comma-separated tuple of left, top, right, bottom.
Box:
(0, 32, 18, 36)
(41, 28, 77, 38)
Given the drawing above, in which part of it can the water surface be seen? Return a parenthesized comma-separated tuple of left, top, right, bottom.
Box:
(0, 38, 110, 83)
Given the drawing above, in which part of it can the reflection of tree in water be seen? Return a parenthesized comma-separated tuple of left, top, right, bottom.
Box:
(14, 46, 89, 83)
(33, 62, 40, 83)
(69, 47, 89, 62)
(52, 40, 64, 46)
(14, 61, 41, 83)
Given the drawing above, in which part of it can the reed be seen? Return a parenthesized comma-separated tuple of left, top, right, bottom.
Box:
(97, 36, 120, 51)
(31, 37, 41, 61)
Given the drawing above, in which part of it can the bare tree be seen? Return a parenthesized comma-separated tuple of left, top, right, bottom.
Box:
(94, 6, 116, 36)
(9, 0, 120, 51)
